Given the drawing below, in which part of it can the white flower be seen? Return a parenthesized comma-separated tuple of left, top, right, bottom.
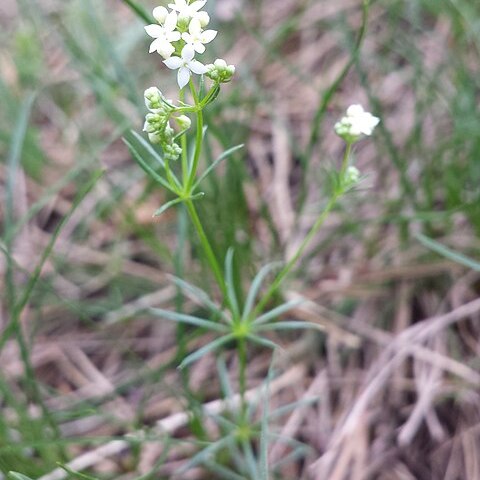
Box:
(335, 104, 380, 141)
(196, 11, 210, 27)
(182, 18, 217, 54)
(145, 11, 181, 59)
(168, 0, 207, 20)
(163, 44, 209, 89)
(152, 6, 168, 24)
(345, 104, 379, 135)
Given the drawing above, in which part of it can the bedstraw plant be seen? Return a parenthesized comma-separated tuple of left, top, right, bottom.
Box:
(124, 0, 379, 475)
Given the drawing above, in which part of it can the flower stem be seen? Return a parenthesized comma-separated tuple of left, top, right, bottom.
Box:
(179, 89, 189, 186)
(251, 144, 353, 318)
(186, 79, 203, 193)
(238, 337, 248, 416)
(185, 199, 228, 300)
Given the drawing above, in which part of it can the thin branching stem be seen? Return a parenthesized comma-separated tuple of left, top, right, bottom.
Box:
(251, 144, 352, 317)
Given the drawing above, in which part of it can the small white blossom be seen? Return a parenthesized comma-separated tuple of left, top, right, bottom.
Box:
(163, 44, 208, 89)
(335, 104, 380, 141)
(196, 11, 210, 27)
(182, 18, 217, 54)
(145, 11, 181, 59)
(152, 6, 168, 23)
(168, 0, 207, 21)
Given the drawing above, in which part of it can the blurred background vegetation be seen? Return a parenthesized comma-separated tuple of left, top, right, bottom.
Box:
(1, 0, 480, 478)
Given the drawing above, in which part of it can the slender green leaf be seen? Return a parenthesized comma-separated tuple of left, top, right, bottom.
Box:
(225, 248, 240, 319)
(8, 473, 35, 480)
(176, 436, 233, 475)
(252, 299, 303, 326)
(246, 335, 280, 351)
(123, 137, 176, 193)
(203, 461, 248, 480)
(58, 464, 99, 480)
(254, 321, 322, 332)
(416, 233, 480, 271)
(194, 144, 244, 188)
(150, 308, 229, 333)
(168, 275, 231, 323)
(242, 262, 282, 321)
(153, 197, 186, 217)
(121, 0, 153, 23)
(130, 130, 166, 168)
(179, 334, 235, 369)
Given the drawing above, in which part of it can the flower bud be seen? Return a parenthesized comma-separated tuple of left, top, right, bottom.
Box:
(206, 59, 236, 83)
(164, 142, 182, 161)
(144, 87, 163, 110)
(175, 115, 191, 130)
(152, 6, 168, 24)
(214, 58, 227, 70)
(148, 132, 162, 144)
(345, 166, 360, 185)
(197, 11, 210, 27)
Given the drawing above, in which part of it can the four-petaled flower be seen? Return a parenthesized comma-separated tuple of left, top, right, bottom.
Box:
(168, 0, 207, 20)
(335, 104, 380, 142)
(344, 104, 380, 136)
(182, 18, 217, 54)
(145, 11, 181, 59)
(164, 44, 209, 89)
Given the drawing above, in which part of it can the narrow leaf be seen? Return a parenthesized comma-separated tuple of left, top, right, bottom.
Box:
(242, 262, 282, 321)
(194, 144, 244, 188)
(416, 233, 480, 271)
(179, 334, 235, 369)
(123, 137, 179, 193)
(252, 299, 303, 326)
(254, 321, 322, 332)
(121, 0, 154, 23)
(168, 275, 231, 323)
(246, 335, 280, 351)
(8, 473, 35, 480)
(153, 197, 185, 217)
(225, 248, 240, 319)
(150, 308, 229, 333)
(130, 130, 166, 168)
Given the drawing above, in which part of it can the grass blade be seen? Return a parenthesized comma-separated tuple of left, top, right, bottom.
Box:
(121, 0, 153, 23)
(416, 233, 480, 271)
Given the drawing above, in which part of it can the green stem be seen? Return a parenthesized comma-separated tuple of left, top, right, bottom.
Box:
(238, 337, 248, 416)
(252, 144, 353, 317)
(185, 199, 228, 299)
(340, 141, 352, 178)
(179, 89, 189, 186)
(186, 79, 203, 192)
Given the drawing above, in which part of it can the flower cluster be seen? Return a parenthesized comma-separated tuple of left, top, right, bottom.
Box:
(143, 87, 183, 160)
(145, 0, 234, 90)
(335, 104, 380, 143)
